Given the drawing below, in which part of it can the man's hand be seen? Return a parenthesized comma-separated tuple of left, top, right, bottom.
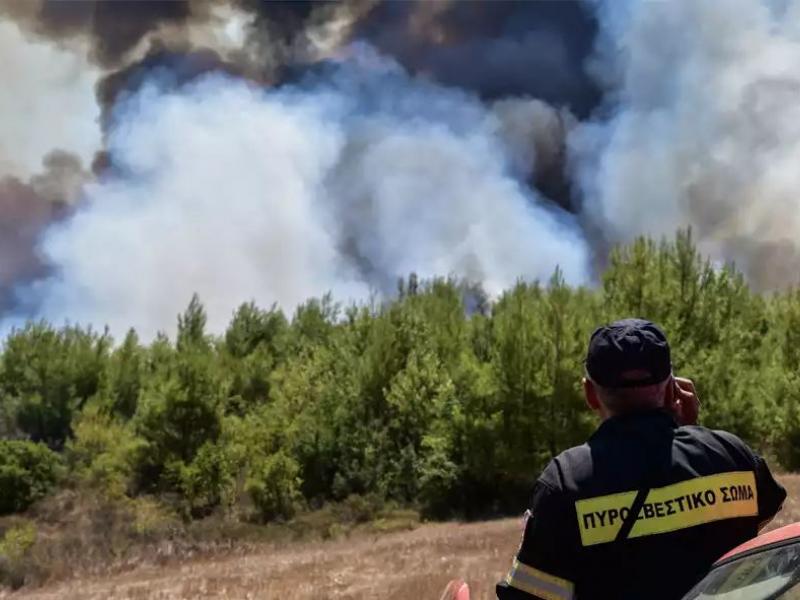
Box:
(666, 377, 700, 426)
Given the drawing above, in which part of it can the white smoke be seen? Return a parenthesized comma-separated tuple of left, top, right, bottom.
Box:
(491, 97, 575, 183)
(10, 50, 589, 339)
(0, 21, 100, 179)
(572, 0, 800, 289)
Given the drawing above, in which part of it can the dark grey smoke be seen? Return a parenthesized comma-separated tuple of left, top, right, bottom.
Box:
(39, 0, 192, 68)
(356, 1, 601, 117)
(0, 151, 86, 310)
(350, 0, 599, 210)
(0, 1, 194, 67)
(0, 178, 57, 309)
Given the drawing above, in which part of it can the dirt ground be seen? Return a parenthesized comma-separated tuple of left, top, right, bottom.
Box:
(6, 475, 800, 600)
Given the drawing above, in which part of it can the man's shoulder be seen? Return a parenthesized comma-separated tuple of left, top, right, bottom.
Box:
(676, 425, 758, 468)
(678, 423, 745, 441)
(554, 442, 594, 464)
(538, 443, 593, 490)
(678, 424, 757, 457)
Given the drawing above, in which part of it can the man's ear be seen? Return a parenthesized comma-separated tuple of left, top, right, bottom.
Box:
(583, 377, 601, 412)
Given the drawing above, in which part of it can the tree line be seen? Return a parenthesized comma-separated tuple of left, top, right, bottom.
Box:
(1, 230, 799, 523)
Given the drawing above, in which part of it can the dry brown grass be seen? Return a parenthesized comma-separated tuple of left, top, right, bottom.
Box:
(1, 519, 520, 600)
(5, 475, 800, 600)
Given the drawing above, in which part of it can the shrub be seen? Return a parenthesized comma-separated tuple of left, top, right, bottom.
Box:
(246, 451, 302, 522)
(179, 441, 236, 518)
(0, 323, 110, 448)
(65, 407, 143, 497)
(0, 521, 37, 589)
(132, 350, 224, 494)
(335, 493, 385, 524)
(0, 441, 62, 515)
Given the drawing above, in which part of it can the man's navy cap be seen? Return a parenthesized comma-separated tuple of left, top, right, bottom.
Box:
(585, 318, 671, 388)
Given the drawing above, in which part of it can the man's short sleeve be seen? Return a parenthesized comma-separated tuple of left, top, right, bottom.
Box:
(496, 479, 578, 600)
(754, 455, 786, 525)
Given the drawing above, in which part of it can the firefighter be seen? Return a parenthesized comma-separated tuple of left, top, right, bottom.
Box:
(496, 318, 786, 600)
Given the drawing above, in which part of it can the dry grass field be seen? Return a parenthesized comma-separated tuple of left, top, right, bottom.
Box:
(5, 475, 800, 600)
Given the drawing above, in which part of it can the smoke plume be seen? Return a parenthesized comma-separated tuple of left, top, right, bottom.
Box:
(356, 1, 600, 115)
(0, 19, 97, 310)
(571, 0, 800, 289)
(3, 0, 800, 337)
(10, 53, 587, 338)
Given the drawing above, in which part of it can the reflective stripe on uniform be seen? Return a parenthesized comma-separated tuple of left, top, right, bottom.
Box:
(505, 558, 575, 600)
(575, 470, 758, 546)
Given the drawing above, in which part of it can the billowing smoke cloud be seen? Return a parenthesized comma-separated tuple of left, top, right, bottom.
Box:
(1, 0, 196, 68)
(0, 176, 63, 310)
(0, 0, 334, 317)
(357, 1, 600, 116)
(355, 0, 597, 210)
(571, 0, 800, 289)
(0, 152, 90, 310)
(10, 53, 588, 338)
(5, 0, 800, 338)
(0, 20, 97, 309)
(0, 150, 90, 309)
(0, 20, 99, 178)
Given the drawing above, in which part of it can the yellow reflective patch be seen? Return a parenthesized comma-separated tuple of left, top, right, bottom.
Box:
(575, 471, 758, 546)
(506, 558, 575, 600)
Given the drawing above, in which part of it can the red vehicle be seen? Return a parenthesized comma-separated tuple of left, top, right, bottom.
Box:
(440, 523, 800, 600)
(683, 522, 800, 599)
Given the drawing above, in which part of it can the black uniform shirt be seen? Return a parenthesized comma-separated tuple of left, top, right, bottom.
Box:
(497, 410, 787, 600)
